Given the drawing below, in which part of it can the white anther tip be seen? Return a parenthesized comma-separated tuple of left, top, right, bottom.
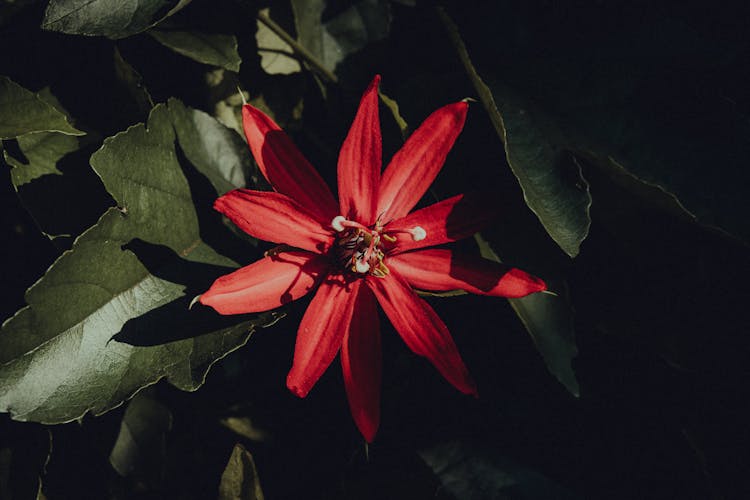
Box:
(410, 226, 426, 241)
(355, 259, 370, 273)
(332, 215, 347, 232)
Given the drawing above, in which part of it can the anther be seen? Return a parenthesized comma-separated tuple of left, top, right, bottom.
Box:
(354, 259, 370, 273)
(332, 215, 347, 232)
(409, 226, 426, 241)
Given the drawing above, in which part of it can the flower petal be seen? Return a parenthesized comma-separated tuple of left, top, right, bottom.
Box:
(287, 276, 362, 398)
(338, 75, 382, 225)
(200, 252, 328, 314)
(215, 189, 334, 253)
(385, 193, 495, 254)
(341, 283, 381, 442)
(367, 273, 477, 396)
(376, 101, 468, 222)
(389, 249, 547, 298)
(242, 104, 338, 221)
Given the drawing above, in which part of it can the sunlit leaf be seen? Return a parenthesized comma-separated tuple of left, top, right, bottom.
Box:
(168, 98, 251, 194)
(218, 444, 265, 500)
(0, 101, 272, 423)
(255, 8, 301, 76)
(42, 0, 192, 39)
(149, 30, 241, 72)
(0, 76, 84, 139)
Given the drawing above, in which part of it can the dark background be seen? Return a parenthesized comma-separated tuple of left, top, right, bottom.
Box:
(2, 0, 749, 498)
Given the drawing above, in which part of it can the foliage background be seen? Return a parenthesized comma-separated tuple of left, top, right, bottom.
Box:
(1, 0, 749, 498)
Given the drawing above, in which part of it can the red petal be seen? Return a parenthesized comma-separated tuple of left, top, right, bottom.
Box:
(367, 273, 477, 396)
(242, 104, 338, 221)
(215, 189, 334, 253)
(341, 284, 381, 442)
(385, 193, 495, 254)
(338, 75, 382, 225)
(389, 249, 547, 298)
(200, 252, 328, 314)
(287, 276, 362, 398)
(376, 102, 468, 222)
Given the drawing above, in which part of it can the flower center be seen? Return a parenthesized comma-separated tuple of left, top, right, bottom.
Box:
(331, 216, 425, 277)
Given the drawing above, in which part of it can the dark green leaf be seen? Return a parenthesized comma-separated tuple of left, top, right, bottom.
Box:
(291, 0, 391, 73)
(0, 420, 50, 500)
(109, 391, 172, 485)
(0, 76, 84, 139)
(476, 234, 579, 396)
(439, 10, 591, 258)
(420, 440, 580, 500)
(0, 102, 272, 423)
(218, 444, 265, 500)
(114, 46, 154, 116)
(42, 0, 192, 39)
(4, 131, 78, 187)
(148, 30, 241, 72)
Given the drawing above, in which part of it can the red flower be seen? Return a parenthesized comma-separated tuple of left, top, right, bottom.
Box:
(200, 75, 546, 442)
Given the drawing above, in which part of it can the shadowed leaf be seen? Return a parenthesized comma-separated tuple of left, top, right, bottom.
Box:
(477, 234, 579, 396)
(218, 444, 265, 500)
(439, 10, 591, 258)
(149, 30, 241, 72)
(109, 391, 172, 486)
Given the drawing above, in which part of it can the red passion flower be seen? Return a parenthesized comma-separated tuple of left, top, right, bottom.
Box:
(200, 75, 546, 442)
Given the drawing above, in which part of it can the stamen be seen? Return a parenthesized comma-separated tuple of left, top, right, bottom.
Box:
(354, 259, 370, 273)
(332, 215, 370, 233)
(331, 215, 347, 232)
(381, 226, 428, 242)
(410, 226, 426, 241)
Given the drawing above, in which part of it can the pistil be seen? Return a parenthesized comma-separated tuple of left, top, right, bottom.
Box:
(331, 216, 427, 277)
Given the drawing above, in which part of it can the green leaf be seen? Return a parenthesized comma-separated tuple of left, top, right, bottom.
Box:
(255, 8, 301, 76)
(291, 0, 391, 73)
(109, 390, 172, 485)
(0, 76, 84, 139)
(218, 444, 265, 500)
(439, 10, 591, 258)
(148, 30, 241, 72)
(0, 420, 50, 500)
(114, 46, 154, 116)
(4, 131, 78, 187)
(168, 98, 251, 194)
(420, 440, 580, 500)
(0, 101, 272, 423)
(476, 234, 579, 396)
(42, 0, 192, 39)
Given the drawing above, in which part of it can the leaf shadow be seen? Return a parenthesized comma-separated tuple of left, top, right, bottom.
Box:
(113, 239, 250, 346)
